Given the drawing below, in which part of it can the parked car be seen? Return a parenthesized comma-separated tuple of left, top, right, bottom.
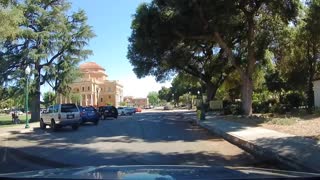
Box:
(40, 103, 81, 131)
(79, 106, 100, 125)
(125, 107, 136, 115)
(117, 107, 130, 116)
(135, 107, 142, 113)
(98, 106, 118, 119)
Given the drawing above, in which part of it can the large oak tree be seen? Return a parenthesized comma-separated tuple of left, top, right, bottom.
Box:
(1, 0, 94, 121)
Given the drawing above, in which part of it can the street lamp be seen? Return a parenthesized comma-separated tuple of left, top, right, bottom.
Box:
(25, 66, 31, 128)
(197, 90, 205, 120)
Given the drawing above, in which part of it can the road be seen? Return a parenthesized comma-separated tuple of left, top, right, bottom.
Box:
(0, 110, 282, 173)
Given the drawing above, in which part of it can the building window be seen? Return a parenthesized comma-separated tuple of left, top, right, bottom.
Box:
(82, 87, 84, 91)
(88, 86, 90, 90)
(109, 95, 111, 99)
(101, 98, 103, 102)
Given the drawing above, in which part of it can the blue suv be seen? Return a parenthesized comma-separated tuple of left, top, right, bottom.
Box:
(79, 106, 100, 125)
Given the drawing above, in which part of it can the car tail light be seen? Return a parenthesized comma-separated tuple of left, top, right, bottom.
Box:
(58, 113, 61, 119)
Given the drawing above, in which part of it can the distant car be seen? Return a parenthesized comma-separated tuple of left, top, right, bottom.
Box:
(98, 106, 118, 119)
(117, 107, 130, 116)
(79, 106, 100, 125)
(17, 111, 23, 115)
(135, 107, 142, 113)
(40, 104, 81, 131)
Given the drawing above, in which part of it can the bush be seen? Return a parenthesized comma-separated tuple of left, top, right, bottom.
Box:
(253, 101, 270, 113)
(253, 98, 278, 113)
(283, 92, 305, 109)
(270, 103, 287, 114)
(223, 101, 242, 115)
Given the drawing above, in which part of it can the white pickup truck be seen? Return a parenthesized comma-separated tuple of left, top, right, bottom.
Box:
(40, 104, 81, 131)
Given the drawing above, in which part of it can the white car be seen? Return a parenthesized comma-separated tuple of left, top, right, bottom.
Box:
(117, 107, 130, 115)
(40, 104, 81, 131)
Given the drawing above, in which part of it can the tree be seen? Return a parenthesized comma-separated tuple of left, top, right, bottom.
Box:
(43, 91, 55, 108)
(128, 0, 300, 115)
(301, 0, 320, 112)
(158, 87, 171, 102)
(1, 0, 94, 121)
(147, 91, 159, 106)
(70, 93, 81, 105)
(128, 2, 234, 103)
(170, 73, 201, 102)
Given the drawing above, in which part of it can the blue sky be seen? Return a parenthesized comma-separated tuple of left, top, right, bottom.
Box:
(67, 0, 171, 97)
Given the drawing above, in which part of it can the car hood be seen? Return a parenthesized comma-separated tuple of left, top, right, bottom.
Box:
(1, 165, 320, 179)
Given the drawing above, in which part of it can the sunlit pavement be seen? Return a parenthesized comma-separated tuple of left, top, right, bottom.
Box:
(0, 111, 279, 173)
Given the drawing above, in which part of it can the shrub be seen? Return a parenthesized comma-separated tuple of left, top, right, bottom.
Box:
(270, 103, 286, 114)
(283, 92, 305, 109)
(223, 102, 242, 115)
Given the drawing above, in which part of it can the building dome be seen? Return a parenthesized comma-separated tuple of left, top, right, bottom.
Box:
(79, 62, 105, 71)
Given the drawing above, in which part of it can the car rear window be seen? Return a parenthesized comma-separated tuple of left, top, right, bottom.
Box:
(61, 104, 78, 112)
(85, 107, 95, 111)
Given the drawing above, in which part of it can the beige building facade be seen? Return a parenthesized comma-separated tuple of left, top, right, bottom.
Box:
(58, 62, 123, 107)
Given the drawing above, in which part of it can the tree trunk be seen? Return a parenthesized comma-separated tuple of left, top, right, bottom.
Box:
(240, 15, 255, 116)
(307, 42, 316, 113)
(206, 81, 218, 103)
(30, 64, 41, 122)
(241, 72, 253, 115)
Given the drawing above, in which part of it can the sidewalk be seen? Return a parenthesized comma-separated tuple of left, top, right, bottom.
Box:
(197, 115, 320, 173)
(0, 122, 38, 137)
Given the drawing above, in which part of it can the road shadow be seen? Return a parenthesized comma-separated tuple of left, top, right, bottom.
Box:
(0, 111, 292, 173)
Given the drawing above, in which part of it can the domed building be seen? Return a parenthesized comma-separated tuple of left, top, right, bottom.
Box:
(58, 62, 123, 107)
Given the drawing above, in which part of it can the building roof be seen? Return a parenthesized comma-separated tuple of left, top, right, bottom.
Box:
(79, 62, 105, 71)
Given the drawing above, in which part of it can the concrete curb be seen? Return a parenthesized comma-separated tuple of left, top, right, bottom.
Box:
(198, 120, 320, 173)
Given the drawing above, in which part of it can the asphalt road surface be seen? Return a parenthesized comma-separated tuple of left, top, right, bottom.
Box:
(0, 110, 283, 173)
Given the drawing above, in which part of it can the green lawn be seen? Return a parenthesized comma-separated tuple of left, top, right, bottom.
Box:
(0, 114, 26, 126)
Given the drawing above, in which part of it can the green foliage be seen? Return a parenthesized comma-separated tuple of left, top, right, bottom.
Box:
(147, 91, 159, 106)
(0, 0, 95, 121)
(265, 71, 286, 93)
(42, 91, 55, 108)
(120, 102, 127, 106)
(0, 1, 24, 40)
(128, 1, 234, 101)
(70, 93, 81, 105)
(283, 92, 306, 109)
(158, 86, 171, 102)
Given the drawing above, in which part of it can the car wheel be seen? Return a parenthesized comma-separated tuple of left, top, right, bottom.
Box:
(72, 124, 79, 130)
(51, 119, 57, 132)
(40, 119, 46, 130)
(121, 112, 125, 116)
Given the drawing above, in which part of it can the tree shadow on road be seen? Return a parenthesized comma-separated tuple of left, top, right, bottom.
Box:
(0, 111, 290, 173)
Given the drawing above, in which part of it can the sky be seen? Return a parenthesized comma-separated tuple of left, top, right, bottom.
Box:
(65, 0, 172, 98)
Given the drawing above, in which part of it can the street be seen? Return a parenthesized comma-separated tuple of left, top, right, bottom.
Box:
(0, 111, 282, 173)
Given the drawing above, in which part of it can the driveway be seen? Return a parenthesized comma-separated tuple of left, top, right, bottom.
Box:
(0, 111, 280, 173)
